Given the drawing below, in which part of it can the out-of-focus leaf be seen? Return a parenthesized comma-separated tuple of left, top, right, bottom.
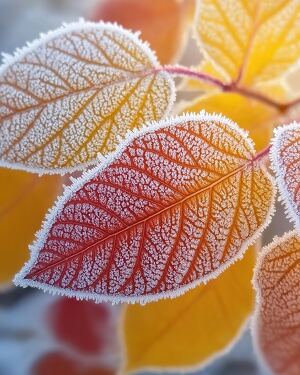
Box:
(90, 0, 195, 64)
(15, 113, 274, 304)
(47, 298, 111, 355)
(0, 292, 118, 374)
(253, 231, 300, 375)
(0, 20, 174, 174)
(0, 169, 61, 286)
(195, 0, 300, 86)
(122, 246, 255, 373)
(271, 123, 300, 229)
(32, 352, 79, 375)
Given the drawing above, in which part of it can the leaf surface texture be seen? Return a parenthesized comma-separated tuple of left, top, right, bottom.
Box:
(271, 123, 300, 229)
(254, 231, 300, 375)
(15, 114, 274, 303)
(0, 21, 174, 173)
(195, 0, 300, 85)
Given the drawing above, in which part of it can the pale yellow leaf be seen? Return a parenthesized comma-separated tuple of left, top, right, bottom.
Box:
(0, 20, 175, 174)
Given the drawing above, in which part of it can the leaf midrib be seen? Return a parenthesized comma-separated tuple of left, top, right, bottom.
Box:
(0, 69, 156, 123)
(28, 157, 255, 278)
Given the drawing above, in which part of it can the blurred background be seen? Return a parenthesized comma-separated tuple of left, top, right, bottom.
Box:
(0, 0, 292, 374)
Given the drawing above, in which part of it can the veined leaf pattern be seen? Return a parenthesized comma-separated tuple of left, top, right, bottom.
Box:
(0, 20, 175, 174)
(195, 0, 300, 85)
(253, 231, 300, 375)
(271, 123, 300, 230)
(14, 113, 275, 303)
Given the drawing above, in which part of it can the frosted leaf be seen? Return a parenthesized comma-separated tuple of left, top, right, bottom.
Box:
(0, 20, 175, 174)
(253, 231, 300, 375)
(271, 123, 300, 230)
(14, 112, 275, 304)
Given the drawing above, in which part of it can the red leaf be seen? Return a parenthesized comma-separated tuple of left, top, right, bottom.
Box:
(14, 113, 275, 303)
(47, 298, 110, 355)
(32, 351, 79, 375)
(32, 351, 115, 375)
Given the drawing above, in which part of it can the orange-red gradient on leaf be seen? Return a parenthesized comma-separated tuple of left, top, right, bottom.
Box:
(15, 114, 274, 303)
(254, 231, 300, 375)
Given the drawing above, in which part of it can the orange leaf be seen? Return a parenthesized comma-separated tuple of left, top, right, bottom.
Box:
(0, 169, 61, 286)
(0, 20, 174, 174)
(253, 231, 300, 375)
(90, 0, 195, 64)
(195, 0, 300, 86)
(15, 113, 275, 303)
(271, 123, 300, 230)
(122, 246, 256, 373)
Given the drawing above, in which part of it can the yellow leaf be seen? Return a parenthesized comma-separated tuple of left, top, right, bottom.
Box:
(253, 231, 300, 375)
(180, 92, 280, 150)
(0, 169, 61, 286)
(0, 20, 175, 174)
(195, 0, 300, 86)
(122, 246, 256, 373)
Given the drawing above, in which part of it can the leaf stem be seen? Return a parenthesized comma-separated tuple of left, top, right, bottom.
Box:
(252, 145, 271, 163)
(156, 65, 297, 112)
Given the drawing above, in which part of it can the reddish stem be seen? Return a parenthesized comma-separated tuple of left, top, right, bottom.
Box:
(251, 145, 271, 163)
(156, 65, 295, 112)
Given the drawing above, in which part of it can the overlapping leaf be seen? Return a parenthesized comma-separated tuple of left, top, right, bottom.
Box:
(271, 123, 300, 229)
(0, 169, 61, 287)
(0, 20, 174, 174)
(195, 0, 300, 86)
(90, 0, 195, 64)
(122, 246, 256, 373)
(14, 113, 275, 303)
(253, 231, 300, 375)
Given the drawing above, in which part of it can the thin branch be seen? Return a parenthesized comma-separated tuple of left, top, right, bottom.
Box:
(155, 65, 298, 113)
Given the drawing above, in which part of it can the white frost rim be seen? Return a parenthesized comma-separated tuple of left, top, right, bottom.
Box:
(270, 122, 300, 231)
(14, 111, 276, 305)
(0, 18, 176, 175)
